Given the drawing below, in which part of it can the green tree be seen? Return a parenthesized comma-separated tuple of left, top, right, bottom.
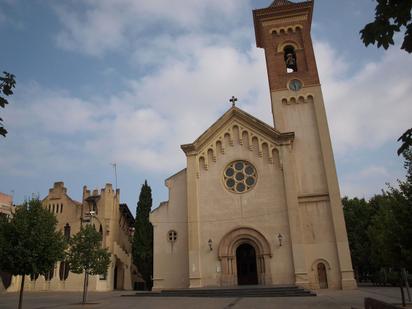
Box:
(0, 71, 16, 137)
(132, 180, 153, 290)
(398, 128, 412, 156)
(0, 199, 65, 309)
(360, 0, 412, 53)
(368, 149, 412, 272)
(66, 225, 110, 304)
(343, 197, 378, 281)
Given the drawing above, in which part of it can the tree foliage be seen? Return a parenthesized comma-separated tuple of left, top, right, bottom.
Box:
(342, 197, 378, 279)
(0, 198, 65, 309)
(0, 71, 16, 137)
(360, 0, 412, 53)
(0, 198, 65, 276)
(132, 180, 153, 290)
(67, 225, 111, 275)
(66, 225, 110, 304)
(344, 149, 412, 283)
(398, 128, 412, 156)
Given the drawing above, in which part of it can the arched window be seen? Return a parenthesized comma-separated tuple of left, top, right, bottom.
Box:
(64, 223, 71, 240)
(59, 261, 69, 281)
(284, 45, 297, 73)
(99, 224, 103, 236)
(168, 230, 177, 243)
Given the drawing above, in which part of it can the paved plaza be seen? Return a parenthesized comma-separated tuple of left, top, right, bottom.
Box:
(0, 287, 409, 309)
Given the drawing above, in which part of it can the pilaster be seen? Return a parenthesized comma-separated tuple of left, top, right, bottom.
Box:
(280, 145, 309, 287)
(186, 154, 202, 288)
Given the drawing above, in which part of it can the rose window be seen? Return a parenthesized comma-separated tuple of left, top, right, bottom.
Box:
(224, 160, 257, 193)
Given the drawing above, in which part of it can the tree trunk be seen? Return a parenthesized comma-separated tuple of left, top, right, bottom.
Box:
(18, 275, 25, 309)
(82, 272, 89, 304)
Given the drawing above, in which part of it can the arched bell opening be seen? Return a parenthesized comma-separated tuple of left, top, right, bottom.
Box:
(284, 45, 298, 73)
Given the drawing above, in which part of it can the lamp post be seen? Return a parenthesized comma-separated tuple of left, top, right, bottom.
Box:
(208, 239, 213, 251)
(277, 233, 283, 247)
(86, 211, 105, 247)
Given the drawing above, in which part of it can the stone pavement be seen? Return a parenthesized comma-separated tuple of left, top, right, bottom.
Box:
(0, 287, 408, 309)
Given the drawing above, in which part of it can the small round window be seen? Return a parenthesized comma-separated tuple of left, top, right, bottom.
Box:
(168, 230, 177, 243)
(224, 160, 257, 193)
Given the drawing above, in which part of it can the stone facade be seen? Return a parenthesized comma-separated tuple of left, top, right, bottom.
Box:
(150, 0, 356, 291)
(4, 182, 139, 292)
(0, 192, 14, 219)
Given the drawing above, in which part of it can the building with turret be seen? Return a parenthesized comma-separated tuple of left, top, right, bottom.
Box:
(3, 182, 138, 292)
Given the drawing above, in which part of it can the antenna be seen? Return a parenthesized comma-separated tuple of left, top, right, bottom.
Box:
(111, 163, 118, 190)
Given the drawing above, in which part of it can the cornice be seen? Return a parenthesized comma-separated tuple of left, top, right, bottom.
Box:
(253, 0, 314, 48)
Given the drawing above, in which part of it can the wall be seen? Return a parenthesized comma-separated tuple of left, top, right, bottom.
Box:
(150, 169, 189, 290)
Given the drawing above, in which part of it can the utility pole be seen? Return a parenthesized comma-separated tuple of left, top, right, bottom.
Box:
(111, 163, 118, 190)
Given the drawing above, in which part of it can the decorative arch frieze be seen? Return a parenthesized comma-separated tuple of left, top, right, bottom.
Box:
(277, 40, 302, 53)
(180, 107, 294, 178)
(196, 120, 281, 177)
(281, 94, 314, 105)
(270, 24, 303, 35)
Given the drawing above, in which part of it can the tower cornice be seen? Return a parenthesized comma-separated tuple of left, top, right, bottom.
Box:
(253, 0, 314, 48)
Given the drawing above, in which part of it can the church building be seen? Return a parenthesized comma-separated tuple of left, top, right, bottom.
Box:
(150, 0, 356, 290)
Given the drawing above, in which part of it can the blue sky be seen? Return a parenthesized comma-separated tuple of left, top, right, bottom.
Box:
(0, 0, 411, 214)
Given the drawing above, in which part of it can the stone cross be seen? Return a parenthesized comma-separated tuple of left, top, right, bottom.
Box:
(229, 96, 238, 107)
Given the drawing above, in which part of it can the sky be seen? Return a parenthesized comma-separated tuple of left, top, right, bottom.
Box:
(0, 0, 411, 215)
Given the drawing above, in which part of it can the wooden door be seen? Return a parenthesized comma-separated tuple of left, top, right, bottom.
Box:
(317, 263, 328, 289)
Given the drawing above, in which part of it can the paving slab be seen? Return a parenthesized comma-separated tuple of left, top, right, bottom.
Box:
(0, 287, 408, 309)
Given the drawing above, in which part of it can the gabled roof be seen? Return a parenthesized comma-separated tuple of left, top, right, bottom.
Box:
(181, 106, 294, 156)
(119, 203, 135, 227)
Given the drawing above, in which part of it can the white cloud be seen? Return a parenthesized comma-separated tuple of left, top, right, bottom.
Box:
(339, 164, 402, 199)
(3, 1, 412, 203)
(315, 42, 412, 155)
(53, 0, 247, 57)
(5, 39, 411, 184)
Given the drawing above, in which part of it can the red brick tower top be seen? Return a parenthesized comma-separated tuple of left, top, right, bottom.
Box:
(253, 0, 319, 92)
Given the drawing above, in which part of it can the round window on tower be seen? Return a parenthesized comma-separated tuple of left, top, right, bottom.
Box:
(223, 160, 257, 193)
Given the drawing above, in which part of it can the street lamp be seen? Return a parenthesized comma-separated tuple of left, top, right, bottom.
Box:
(208, 239, 213, 251)
(277, 233, 283, 247)
(86, 211, 105, 247)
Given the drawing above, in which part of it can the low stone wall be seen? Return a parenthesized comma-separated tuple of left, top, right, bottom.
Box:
(364, 297, 403, 309)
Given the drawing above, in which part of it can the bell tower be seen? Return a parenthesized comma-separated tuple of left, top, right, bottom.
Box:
(253, 0, 320, 129)
(253, 0, 357, 289)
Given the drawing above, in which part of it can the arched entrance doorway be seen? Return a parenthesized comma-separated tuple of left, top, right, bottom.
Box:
(236, 243, 258, 285)
(218, 227, 272, 286)
(113, 258, 124, 290)
(317, 263, 328, 289)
